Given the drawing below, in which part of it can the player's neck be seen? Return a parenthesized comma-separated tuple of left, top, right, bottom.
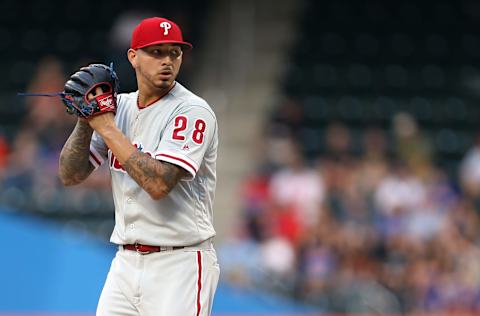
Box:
(137, 82, 176, 109)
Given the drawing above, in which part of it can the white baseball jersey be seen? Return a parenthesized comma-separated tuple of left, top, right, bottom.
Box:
(88, 82, 218, 247)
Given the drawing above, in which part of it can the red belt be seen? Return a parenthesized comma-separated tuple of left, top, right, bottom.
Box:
(123, 243, 184, 254)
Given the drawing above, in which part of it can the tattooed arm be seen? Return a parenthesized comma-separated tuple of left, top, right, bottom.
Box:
(58, 119, 95, 186)
(88, 113, 186, 200)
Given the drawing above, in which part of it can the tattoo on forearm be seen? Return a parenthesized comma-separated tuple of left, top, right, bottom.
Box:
(123, 151, 185, 197)
(59, 121, 95, 184)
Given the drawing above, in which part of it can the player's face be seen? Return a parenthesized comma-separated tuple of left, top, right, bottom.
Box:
(130, 44, 183, 90)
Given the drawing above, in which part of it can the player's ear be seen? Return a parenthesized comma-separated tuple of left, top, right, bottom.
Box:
(127, 49, 138, 68)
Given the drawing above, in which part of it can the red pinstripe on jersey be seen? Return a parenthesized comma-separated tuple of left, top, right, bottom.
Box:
(89, 150, 102, 166)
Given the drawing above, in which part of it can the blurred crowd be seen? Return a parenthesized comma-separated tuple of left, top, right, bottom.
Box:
(218, 97, 480, 314)
(0, 57, 114, 237)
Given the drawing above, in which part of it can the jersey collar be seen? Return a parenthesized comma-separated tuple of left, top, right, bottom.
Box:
(137, 82, 177, 110)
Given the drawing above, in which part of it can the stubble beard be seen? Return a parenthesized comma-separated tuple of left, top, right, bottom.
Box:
(155, 79, 173, 89)
(137, 63, 178, 93)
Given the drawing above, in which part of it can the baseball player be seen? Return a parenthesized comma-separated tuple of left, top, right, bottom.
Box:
(58, 17, 220, 316)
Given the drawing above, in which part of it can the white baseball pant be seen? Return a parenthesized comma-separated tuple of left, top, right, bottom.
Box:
(96, 240, 220, 316)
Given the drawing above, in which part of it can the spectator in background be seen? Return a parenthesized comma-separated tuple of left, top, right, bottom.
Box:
(460, 132, 480, 209)
(355, 127, 389, 219)
(324, 122, 353, 161)
(392, 112, 434, 179)
(0, 132, 8, 172)
(362, 127, 389, 162)
(259, 229, 297, 294)
(22, 56, 75, 152)
(269, 138, 325, 235)
(319, 122, 358, 222)
(268, 96, 306, 141)
(0, 130, 39, 203)
(296, 212, 339, 304)
(240, 168, 271, 242)
(17, 57, 76, 198)
(374, 161, 426, 218)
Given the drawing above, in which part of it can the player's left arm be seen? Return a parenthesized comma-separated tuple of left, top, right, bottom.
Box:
(88, 113, 187, 200)
(123, 151, 188, 199)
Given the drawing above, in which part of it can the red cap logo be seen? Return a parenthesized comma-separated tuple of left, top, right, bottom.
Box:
(131, 17, 193, 50)
(160, 21, 172, 35)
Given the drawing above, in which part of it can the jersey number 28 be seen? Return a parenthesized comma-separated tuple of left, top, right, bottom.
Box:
(172, 116, 206, 144)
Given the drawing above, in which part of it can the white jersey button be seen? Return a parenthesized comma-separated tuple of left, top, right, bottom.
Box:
(129, 223, 135, 229)
(126, 197, 134, 204)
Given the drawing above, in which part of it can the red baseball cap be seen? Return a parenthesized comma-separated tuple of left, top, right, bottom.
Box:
(130, 17, 193, 50)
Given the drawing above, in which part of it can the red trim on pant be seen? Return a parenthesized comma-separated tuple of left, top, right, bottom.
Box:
(196, 251, 202, 316)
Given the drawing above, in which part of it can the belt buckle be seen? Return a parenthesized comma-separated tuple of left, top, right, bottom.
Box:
(135, 242, 151, 255)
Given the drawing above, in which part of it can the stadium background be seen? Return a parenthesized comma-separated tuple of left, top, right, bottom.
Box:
(2, 0, 480, 315)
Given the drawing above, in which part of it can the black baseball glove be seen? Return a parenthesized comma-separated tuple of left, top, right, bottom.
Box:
(61, 63, 119, 119)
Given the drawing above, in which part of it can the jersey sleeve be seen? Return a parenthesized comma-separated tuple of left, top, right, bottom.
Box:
(89, 130, 108, 169)
(155, 105, 217, 180)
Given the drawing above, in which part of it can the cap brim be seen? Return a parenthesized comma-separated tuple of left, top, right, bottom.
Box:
(133, 40, 193, 50)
